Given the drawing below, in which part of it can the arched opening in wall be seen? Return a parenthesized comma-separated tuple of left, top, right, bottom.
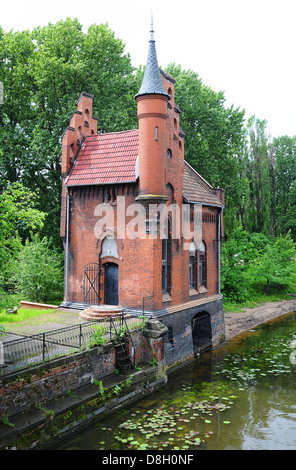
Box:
(100, 235, 119, 305)
(77, 126, 82, 144)
(191, 311, 212, 356)
(85, 108, 89, 125)
(104, 263, 118, 305)
(199, 241, 207, 289)
(162, 218, 172, 295)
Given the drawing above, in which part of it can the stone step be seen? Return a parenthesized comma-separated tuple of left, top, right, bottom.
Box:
(79, 305, 123, 321)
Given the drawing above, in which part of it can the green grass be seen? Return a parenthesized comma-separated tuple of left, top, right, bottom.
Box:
(223, 291, 296, 313)
(0, 308, 57, 326)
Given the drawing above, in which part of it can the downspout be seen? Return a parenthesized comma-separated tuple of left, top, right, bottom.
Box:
(65, 184, 70, 306)
(218, 208, 223, 296)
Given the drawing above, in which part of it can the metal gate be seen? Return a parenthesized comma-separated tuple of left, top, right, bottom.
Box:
(191, 312, 212, 356)
(84, 263, 100, 305)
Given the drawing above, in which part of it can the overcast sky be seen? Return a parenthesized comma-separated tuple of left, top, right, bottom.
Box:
(1, 0, 296, 138)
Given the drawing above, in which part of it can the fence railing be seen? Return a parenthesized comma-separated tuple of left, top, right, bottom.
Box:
(0, 314, 143, 376)
(122, 296, 154, 317)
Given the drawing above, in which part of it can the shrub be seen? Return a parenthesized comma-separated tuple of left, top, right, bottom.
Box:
(10, 233, 64, 303)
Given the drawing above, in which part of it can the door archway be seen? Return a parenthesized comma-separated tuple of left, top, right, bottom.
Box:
(191, 311, 212, 356)
(104, 263, 118, 305)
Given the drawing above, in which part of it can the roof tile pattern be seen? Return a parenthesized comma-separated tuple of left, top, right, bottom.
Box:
(66, 129, 223, 208)
(66, 130, 139, 186)
(135, 37, 170, 99)
(183, 162, 223, 207)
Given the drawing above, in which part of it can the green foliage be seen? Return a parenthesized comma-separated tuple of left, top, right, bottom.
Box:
(248, 232, 296, 294)
(274, 136, 296, 239)
(1, 19, 296, 312)
(10, 234, 64, 303)
(165, 64, 246, 223)
(0, 19, 138, 247)
(147, 357, 157, 367)
(0, 183, 45, 274)
(0, 307, 54, 324)
(90, 325, 107, 346)
(221, 226, 296, 302)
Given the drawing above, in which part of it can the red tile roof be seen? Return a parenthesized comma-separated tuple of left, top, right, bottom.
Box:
(65, 130, 139, 186)
(183, 161, 223, 207)
(65, 129, 223, 208)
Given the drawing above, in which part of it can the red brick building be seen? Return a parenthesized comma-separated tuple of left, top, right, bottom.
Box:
(60, 25, 225, 365)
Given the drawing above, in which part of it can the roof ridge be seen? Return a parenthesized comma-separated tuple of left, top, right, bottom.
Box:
(85, 129, 139, 138)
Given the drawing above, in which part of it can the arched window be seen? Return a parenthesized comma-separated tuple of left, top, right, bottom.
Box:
(199, 241, 207, 288)
(100, 235, 119, 259)
(162, 218, 171, 294)
(189, 242, 197, 290)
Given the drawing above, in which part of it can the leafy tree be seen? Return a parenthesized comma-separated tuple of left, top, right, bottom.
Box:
(220, 225, 253, 302)
(0, 183, 45, 274)
(274, 136, 296, 240)
(0, 28, 35, 189)
(249, 232, 296, 294)
(242, 116, 274, 235)
(10, 233, 64, 303)
(0, 183, 45, 309)
(165, 64, 246, 235)
(0, 19, 139, 247)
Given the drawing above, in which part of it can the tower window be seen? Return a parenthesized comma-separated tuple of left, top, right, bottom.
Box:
(167, 148, 172, 159)
(162, 219, 171, 294)
(199, 241, 207, 288)
(189, 242, 197, 289)
(155, 126, 158, 141)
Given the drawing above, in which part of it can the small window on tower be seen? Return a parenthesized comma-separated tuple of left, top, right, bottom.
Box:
(167, 149, 172, 159)
(155, 126, 158, 141)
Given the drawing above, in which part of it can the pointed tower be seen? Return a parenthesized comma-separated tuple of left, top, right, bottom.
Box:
(135, 18, 170, 201)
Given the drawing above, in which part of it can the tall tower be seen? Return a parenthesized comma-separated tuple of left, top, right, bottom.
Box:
(135, 19, 170, 202)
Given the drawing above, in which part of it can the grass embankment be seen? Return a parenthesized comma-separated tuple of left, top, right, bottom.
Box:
(223, 291, 296, 313)
(0, 308, 59, 329)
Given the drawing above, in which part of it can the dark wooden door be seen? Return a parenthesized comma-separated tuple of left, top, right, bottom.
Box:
(105, 263, 118, 305)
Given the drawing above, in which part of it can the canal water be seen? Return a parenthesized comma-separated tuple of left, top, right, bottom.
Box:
(52, 312, 296, 450)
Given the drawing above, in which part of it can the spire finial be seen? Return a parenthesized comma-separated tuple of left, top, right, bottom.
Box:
(150, 10, 154, 41)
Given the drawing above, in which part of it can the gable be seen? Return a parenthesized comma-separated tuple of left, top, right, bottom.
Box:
(183, 161, 223, 207)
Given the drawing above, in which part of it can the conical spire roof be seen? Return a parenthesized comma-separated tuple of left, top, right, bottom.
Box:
(135, 18, 170, 100)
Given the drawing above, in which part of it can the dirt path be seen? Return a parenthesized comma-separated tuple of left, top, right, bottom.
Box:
(224, 298, 296, 340)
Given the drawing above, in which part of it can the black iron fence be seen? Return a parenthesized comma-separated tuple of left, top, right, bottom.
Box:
(122, 296, 154, 317)
(0, 314, 142, 376)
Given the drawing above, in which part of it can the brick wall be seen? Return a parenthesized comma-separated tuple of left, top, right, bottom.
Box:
(0, 327, 160, 419)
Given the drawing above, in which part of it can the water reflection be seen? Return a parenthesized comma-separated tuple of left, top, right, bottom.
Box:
(52, 312, 296, 450)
